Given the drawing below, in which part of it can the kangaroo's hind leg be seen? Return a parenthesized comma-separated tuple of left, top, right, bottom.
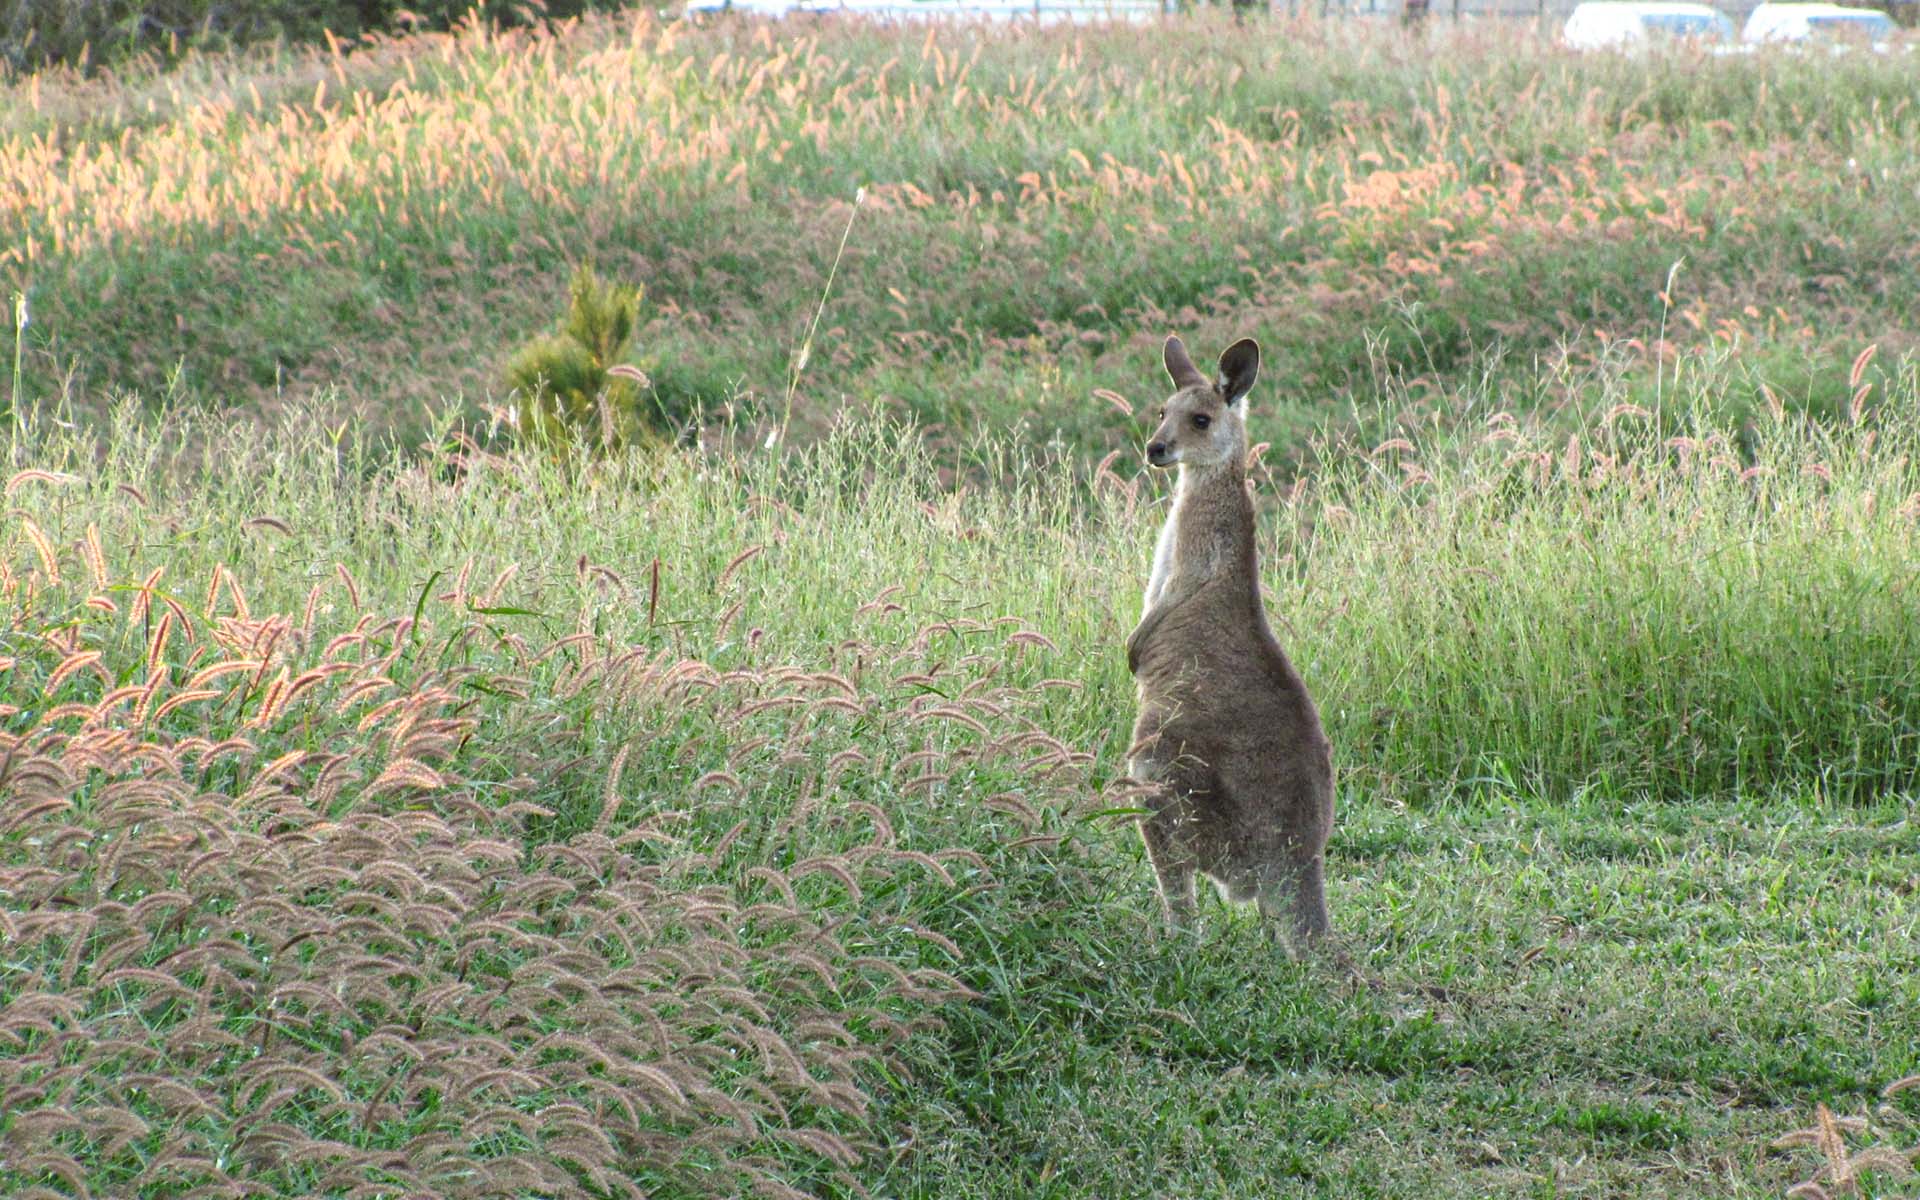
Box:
(1139, 816, 1199, 930)
(1256, 851, 1332, 956)
(1256, 852, 1380, 987)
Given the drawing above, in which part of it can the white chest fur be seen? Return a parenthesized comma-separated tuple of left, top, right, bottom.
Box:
(1143, 466, 1231, 616)
(1144, 509, 1177, 612)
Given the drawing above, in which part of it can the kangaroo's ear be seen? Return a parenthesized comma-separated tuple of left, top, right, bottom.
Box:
(1163, 334, 1208, 391)
(1216, 338, 1260, 406)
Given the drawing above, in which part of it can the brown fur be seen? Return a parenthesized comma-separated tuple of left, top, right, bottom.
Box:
(1125, 334, 1336, 953)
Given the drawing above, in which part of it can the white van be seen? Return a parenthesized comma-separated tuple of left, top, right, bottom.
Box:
(1562, 1, 1737, 48)
(1741, 3, 1897, 44)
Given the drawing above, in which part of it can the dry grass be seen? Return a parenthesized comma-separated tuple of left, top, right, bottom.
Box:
(0, 27, 438, 142)
(0, 20, 1810, 275)
(0, 464, 1104, 1197)
(1771, 1086, 1920, 1200)
(4, 389, 1920, 1195)
(6, 13, 1918, 440)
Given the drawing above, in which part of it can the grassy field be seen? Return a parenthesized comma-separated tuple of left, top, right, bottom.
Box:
(5, 378, 1920, 1196)
(5, 9, 1920, 1200)
(5, 10, 1920, 448)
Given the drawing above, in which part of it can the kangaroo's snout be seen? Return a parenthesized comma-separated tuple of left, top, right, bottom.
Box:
(1146, 441, 1171, 467)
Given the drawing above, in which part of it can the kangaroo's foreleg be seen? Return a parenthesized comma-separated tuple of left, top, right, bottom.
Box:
(1125, 581, 1192, 674)
(1125, 604, 1167, 674)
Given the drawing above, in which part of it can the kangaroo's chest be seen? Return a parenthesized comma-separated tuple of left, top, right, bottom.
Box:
(1145, 505, 1231, 614)
(1144, 517, 1178, 610)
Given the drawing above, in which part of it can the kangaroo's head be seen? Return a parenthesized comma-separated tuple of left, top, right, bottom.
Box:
(1144, 335, 1260, 471)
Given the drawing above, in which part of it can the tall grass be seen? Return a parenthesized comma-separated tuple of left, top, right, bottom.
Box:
(4, 14, 1918, 444)
(5, 12, 1920, 1198)
(5, 351, 1920, 1194)
(6, 350, 1918, 808)
(0, 417, 1092, 1196)
(0, 0, 622, 75)
(1295, 357, 1920, 802)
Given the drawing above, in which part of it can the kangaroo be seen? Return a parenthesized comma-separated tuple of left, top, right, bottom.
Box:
(1125, 334, 1337, 955)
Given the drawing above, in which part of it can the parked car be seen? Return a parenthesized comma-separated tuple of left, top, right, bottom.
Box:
(1562, 1, 1736, 49)
(1741, 2, 1897, 44)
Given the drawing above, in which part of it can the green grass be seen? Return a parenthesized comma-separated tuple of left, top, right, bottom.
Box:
(889, 794, 1919, 1198)
(5, 11, 1920, 1198)
(4, 372, 1920, 1196)
(5, 14, 1920, 452)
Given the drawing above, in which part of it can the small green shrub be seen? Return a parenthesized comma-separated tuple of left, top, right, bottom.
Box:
(502, 264, 662, 453)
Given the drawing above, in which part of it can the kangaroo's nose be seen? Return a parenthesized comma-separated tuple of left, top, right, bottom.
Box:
(1146, 441, 1169, 465)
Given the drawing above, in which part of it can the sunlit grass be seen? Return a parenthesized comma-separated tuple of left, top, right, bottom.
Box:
(4, 12, 1920, 1196)
(4, 13, 1918, 442)
(5, 355, 1919, 1195)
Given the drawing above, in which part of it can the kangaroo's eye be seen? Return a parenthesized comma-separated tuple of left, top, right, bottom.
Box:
(1192, 414, 1211, 430)
(1157, 410, 1165, 420)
